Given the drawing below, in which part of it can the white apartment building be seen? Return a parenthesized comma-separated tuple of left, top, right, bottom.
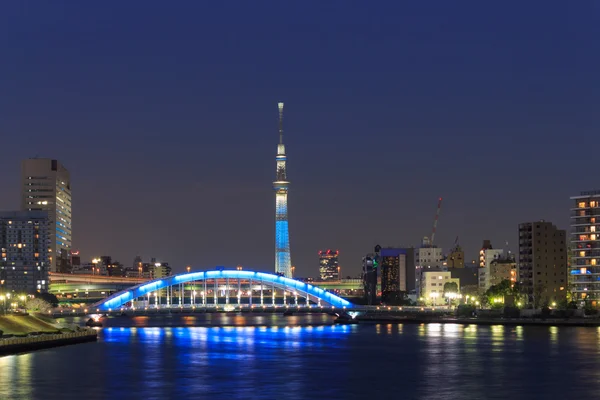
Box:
(420, 270, 460, 305)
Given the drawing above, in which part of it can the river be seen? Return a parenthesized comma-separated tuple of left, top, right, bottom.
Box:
(1, 314, 599, 399)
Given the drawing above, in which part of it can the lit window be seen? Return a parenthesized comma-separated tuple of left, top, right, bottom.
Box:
(592, 201, 598, 208)
(593, 259, 598, 266)
(592, 226, 597, 233)
(579, 202, 587, 208)
(592, 218, 597, 224)
(580, 251, 586, 257)
(593, 234, 597, 241)
(581, 268, 587, 274)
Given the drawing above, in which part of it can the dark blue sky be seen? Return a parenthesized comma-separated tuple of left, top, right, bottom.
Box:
(0, 1, 598, 276)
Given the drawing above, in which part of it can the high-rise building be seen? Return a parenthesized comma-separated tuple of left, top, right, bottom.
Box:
(318, 250, 339, 280)
(380, 247, 415, 304)
(21, 158, 72, 272)
(0, 211, 51, 294)
(362, 245, 381, 305)
(570, 191, 600, 303)
(273, 103, 292, 278)
(478, 241, 504, 292)
(518, 221, 567, 307)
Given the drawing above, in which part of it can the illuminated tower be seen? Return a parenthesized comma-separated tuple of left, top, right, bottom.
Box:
(274, 102, 292, 278)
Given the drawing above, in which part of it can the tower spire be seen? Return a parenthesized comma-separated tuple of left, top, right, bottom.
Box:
(278, 102, 284, 145)
(273, 101, 292, 278)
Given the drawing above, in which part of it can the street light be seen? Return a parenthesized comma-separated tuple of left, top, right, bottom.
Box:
(291, 266, 295, 278)
(186, 266, 191, 273)
(92, 258, 100, 275)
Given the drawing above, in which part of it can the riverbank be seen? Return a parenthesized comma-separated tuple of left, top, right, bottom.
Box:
(0, 314, 98, 356)
(354, 315, 600, 327)
(0, 330, 97, 356)
(0, 314, 64, 336)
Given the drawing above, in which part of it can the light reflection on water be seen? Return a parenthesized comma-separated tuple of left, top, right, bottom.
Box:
(2, 317, 600, 399)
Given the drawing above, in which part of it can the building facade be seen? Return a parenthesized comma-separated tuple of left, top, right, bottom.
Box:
(379, 247, 416, 305)
(489, 257, 517, 287)
(570, 191, 600, 303)
(273, 103, 292, 278)
(0, 211, 51, 294)
(21, 158, 72, 272)
(447, 245, 465, 268)
(362, 246, 381, 305)
(478, 243, 504, 292)
(415, 244, 443, 268)
(420, 270, 459, 305)
(518, 221, 567, 307)
(318, 250, 339, 280)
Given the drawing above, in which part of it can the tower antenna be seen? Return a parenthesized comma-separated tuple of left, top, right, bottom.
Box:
(430, 197, 442, 246)
(278, 102, 284, 144)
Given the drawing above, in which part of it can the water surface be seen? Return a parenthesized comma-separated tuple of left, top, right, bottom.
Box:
(1, 316, 599, 399)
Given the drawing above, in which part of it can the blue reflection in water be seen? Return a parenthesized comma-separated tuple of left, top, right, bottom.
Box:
(4, 320, 600, 400)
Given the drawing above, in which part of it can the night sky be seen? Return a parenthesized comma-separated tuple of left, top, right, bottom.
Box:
(1, 2, 598, 277)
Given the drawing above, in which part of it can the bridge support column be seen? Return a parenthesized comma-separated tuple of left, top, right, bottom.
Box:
(226, 278, 230, 305)
(213, 279, 217, 306)
(272, 284, 275, 306)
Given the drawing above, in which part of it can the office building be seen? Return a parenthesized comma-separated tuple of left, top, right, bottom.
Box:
(0, 211, 51, 294)
(518, 221, 567, 307)
(318, 249, 340, 280)
(570, 191, 600, 303)
(420, 270, 459, 305)
(478, 240, 504, 292)
(21, 158, 72, 272)
(379, 247, 416, 304)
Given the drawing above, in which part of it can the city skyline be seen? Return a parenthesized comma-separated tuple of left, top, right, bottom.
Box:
(0, 2, 597, 276)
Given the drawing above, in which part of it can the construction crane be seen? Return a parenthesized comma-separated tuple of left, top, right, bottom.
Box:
(430, 197, 443, 246)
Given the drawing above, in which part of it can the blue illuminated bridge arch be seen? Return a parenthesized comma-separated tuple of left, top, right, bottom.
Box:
(92, 270, 354, 311)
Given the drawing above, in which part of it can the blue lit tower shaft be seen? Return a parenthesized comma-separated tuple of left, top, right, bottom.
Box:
(274, 102, 292, 278)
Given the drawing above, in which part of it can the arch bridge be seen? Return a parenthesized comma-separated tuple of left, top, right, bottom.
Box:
(92, 270, 354, 311)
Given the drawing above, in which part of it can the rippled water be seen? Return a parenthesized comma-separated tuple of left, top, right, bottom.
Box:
(2, 315, 600, 399)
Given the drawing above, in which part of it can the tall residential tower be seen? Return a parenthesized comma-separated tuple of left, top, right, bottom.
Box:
(273, 102, 292, 278)
(570, 191, 600, 302)
(21, 158, 72, 272)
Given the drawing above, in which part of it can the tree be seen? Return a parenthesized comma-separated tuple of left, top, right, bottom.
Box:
(36, 292, 59, 307)
(25, 298, 52, 314)
(443, 282, 459, 295)
(485, 279, 523, 306)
